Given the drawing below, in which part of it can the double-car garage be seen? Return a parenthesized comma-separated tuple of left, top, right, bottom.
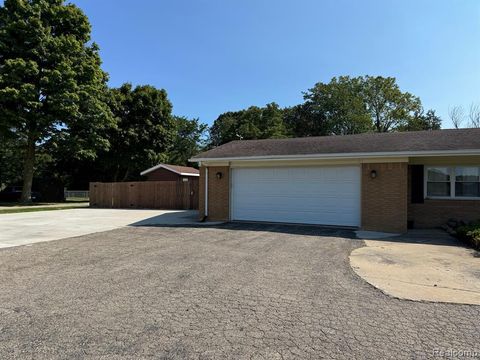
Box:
(194, 129, 480, 233)
(231, 166, 361, 227)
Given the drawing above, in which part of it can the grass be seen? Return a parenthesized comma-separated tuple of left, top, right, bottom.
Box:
(0, 200, 89, 207)
(0, 205, 88, 214)
(0, 201, 89, 214)
(64, 197, 90, 202)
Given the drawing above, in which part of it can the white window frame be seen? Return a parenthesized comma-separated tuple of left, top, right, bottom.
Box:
(424, 166, 480, 200)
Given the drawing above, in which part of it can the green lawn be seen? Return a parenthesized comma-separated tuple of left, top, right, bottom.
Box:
(0, 201, 89, 214)
(0, 206, 89, 214)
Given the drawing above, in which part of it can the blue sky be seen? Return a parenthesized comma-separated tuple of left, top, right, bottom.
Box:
(49, 1, 480, 127)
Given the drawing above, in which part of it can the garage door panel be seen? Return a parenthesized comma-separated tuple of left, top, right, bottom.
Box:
(231, 166, 361, 227)
(233, 209, 358, 226)
(234, 194, 356, 207)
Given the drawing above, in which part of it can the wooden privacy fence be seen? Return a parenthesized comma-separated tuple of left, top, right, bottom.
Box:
(89, 180, 199, 210)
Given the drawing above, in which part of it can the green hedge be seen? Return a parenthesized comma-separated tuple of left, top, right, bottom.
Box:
(456, 221, 480, 250)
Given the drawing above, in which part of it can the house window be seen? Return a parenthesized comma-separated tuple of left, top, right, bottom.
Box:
(426, 167, 451, 197)
(426, 166, 480, 199)
(455, 167, 480, 197)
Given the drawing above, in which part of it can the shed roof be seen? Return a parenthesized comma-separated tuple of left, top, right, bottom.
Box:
(140, 164, 199, 176)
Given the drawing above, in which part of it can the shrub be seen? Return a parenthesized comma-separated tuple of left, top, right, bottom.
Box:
(456, 221, 480, 250)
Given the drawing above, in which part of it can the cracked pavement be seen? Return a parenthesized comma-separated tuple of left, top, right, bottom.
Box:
(0, 223, 479, 359)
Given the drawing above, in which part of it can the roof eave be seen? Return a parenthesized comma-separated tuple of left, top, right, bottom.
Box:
(189, 149, 480, 163)
(140, 164, 199, 176)
(177, 173, 200, 177)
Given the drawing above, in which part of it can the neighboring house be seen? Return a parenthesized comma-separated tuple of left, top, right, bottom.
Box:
(189, 128, 480, 233)
(140, 164, 199, 182)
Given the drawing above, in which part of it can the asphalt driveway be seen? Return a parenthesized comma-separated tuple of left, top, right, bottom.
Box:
(0, 223, 478, 359)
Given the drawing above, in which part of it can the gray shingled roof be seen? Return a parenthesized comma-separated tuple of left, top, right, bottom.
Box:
(192, 128, 480, 160)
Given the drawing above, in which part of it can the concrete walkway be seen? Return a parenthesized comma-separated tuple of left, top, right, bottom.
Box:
(0, 208, 201, 249)
(350, 230, 480, 305)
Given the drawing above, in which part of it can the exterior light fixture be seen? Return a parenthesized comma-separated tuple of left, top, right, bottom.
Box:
(216, 172, 223, 179)
(370, 170, 377, 179)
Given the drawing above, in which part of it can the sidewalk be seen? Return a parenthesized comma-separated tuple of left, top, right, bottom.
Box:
(350, 229, 480, 305)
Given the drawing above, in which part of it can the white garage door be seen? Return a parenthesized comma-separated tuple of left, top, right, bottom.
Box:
(231, 166, 361, 227)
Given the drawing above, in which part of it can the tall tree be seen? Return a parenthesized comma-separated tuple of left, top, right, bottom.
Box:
(102, 83, 175, 181)
(208, 76, 435, 146)
(300, 76, 372, 136)
(209, 103, 287, 146)
(259, 102, 287, 138)
(397, 109, 442, 131)
(167, 116, 207, 166)
(0, 134, 23, 189)
(362, 76, 421, 132)
(0, 0, 112, 201)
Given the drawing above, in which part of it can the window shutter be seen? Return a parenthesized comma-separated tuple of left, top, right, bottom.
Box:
(411, 165, 424, 204)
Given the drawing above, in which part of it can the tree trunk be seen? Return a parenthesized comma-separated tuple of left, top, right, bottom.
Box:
(113, 165, 120, 182)
(20, 136, 36, 203)
(121, 167, 130, 182)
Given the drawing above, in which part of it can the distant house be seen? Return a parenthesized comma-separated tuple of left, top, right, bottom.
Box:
(140, 164, 200, 182)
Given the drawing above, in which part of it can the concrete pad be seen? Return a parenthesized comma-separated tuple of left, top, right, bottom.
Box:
(350, 231, 480, 305)
(0, 208, 202, 249)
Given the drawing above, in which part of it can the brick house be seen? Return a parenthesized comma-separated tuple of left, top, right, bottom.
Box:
(189, 129, 480, 233)
(140, 164, 199, 182)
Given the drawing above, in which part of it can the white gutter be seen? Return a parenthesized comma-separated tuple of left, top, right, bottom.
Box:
(204, 167, 208, 217)
(189, 149, 480, 163)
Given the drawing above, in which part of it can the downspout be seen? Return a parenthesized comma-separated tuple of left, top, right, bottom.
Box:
(201, 167, 208, 221)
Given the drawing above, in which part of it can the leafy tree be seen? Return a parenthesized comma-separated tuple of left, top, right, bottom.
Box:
(101, 83, 175, 181)
(209, 103, 287, 146)
(259, 103, 287, 138)
(0, 134, 23, 189)
(208, 76, 439, 146)
(299, 76, 372, 136)
(0, 0, 112, 201)
(283, 104, 320, 137)
(167, 116, 207, 166)
(209, 111, 240, 147)
(362, 76, 421, 132)
(235, 106, 263, 140)
(398, 109, 442, 131)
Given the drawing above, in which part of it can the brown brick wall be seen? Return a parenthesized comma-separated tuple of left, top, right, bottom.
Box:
(407, 166, 480, 228)
(361, 162, 408, 233)
(198, 165, 230, 221)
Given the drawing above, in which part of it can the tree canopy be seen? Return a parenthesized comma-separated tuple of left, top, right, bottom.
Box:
(0, 0, 113, 201)
(209, 103, 287, 147)
(209, 76, 440, 146)
(0, 1, 444, 200)
(98, 83, 175, 182)
(167, 116, 208, 166)
(299, 76, 372, 136)
(361, 76, 422, 132)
